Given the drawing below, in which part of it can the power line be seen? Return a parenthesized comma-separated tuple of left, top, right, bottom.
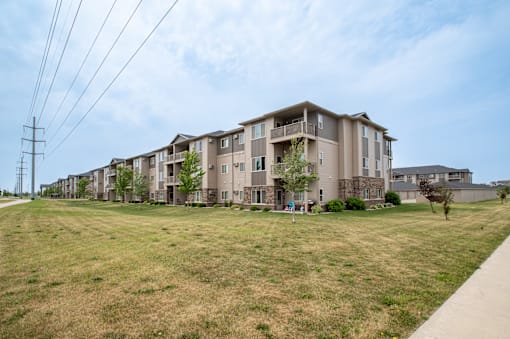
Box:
(23, 117, 46, 199)
(45, 0, 118, 134)
(25, 0, 62, 126)
(36, 0, 83, 125)
(46, 0, 143, 146)
(46, 0, 180, 158)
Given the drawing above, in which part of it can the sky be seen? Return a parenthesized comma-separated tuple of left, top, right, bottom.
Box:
(1, 0, 509, 192)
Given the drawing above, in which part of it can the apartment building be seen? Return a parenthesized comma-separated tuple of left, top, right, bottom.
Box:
(392, 165, 472, 185)
(46, 101, 395, 208)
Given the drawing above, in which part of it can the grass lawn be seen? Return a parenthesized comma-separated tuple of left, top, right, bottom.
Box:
(1, 200, 509, 338)
(0, 199, 17, 204)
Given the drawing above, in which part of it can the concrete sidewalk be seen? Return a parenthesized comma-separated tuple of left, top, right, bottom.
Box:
(0, 199, 31, 209)
(409, 235, 510, 339)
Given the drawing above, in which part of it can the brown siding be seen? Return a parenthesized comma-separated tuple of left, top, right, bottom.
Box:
(233, 134, 245, 152)
(217, 135, 233, 155)
(362, 137, 368, 157)
(313, 112, 338, 141)
(251, 171, 266, 186)
(251, 138, 266, 157)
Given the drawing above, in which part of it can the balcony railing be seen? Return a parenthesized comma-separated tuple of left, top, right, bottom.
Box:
(165, 151, 186, 163)
(271, 162, 316, 177)
(108, 169, 116, 176)
(448, 173, 462, 180)
(270, 121, 316, 140)
(166, 176, 180, 184)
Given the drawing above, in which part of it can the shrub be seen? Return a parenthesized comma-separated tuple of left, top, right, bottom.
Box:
(311, 205, 323, 214)
(384, 202, 394, 208)
(231, 204, 240, 209)
(385, 191, 401, 205)
(262, 207, 271, 212)
(345, 197, 366, 210)
(191, 202, 197, 207)
(239, 206, 244, 211)
(213, 203, 221, 208)
(199, 203, 206, 207)
(250, 206, 260, 211)
(326, 199, 344, 212)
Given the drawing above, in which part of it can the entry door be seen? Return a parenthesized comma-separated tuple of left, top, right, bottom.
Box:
(276, 190, 283, 210)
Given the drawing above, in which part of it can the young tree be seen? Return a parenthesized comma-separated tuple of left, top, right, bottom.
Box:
(418, 179, 442, 213)
(496, 186, 510, 204)
(132, 172, 149, 202)
(114, 166, 133, 202)
(177, 151, 205, 209)
(439, 186, 454, 221)
(77, 178, 90, 199)
(273, 137, 319, 223)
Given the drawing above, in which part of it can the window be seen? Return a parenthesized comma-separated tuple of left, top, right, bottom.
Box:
(193, 141, 202, 152)
(319, 152, 324, 166)
(362, 157, 369, 169)
(362, 125, 368, 138)
(194, 191, 202, 202)
(220, 137, 229, 149)
(238, 133, 245, 145)
(134, 159, 139, 168)
(251, 189, 266, 204)
(320, 189, 324, 202)
(428, 174, 435, 179)
(375, 131, 381, 141)
(407, 175, 412, 182)
(318, 113, 324, 129)
(221, 164, 228, 174)
(157, 192, 164, 201)
(251, 122, 266, 139)
(150, 176, 154, 183)
(221, 191, 228, 200)
(375, 159, 381, 170)
(150, 157, 155, 166)
(239, 191, 244, 201)
(252, 157, 266, 171)
(159, 172, 163, 181)
(376, 189, 382, 199)
(159, 151, 164, 162)
(294, 192, 304, 201)
(419, 174, 425, 180)
(150, 193, 154, 200)
(239, 162, 245, 172)
(364, 188, 370, 200)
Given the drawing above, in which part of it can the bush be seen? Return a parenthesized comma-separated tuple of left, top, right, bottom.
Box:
(250, 206, 260, 211)
(213, 203, 222, 208)
(326, 199, 344, 212)
(191, 202, 197, 207)
(262, 207, 271, 212)
(345, 197, 366, 210)
(384, 202, 394, 208)
(311, 205, 323, 214)
(385, 191, 401, 205)
(231, 204, 240, 209)
(198, 203, 206, 207)
(239, 206, 244, 211)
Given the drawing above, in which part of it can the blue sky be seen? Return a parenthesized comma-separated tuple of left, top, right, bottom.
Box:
(1, 0, 509, 192)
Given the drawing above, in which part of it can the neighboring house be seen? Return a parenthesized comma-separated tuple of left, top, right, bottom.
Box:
(45, 101, 396, 209)
(392, 165, 472, 185)
(393, 181, 496, 203)
(491, 180, 510, 187)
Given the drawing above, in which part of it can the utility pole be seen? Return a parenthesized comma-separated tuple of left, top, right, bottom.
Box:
(23, 116, 45, 200)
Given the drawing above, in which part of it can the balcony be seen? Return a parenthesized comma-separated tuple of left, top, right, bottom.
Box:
(270, 121, 316, 141)
(448, 173, 462, 180)
(108, 169, 117, 176)
(166, 176, 180, 184)
(164, 151, 186, 163)
(271, 162, 316, 178)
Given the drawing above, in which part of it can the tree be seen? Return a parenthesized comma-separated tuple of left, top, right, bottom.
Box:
(418, 179, 442, 213)
(496, 186, 510, 204)
(177, 150, 205, 209)
(77, 178, 90, 199)
(132, 172, 149, 202)
(273, 137, 319, 223)
(385, 190, 401, 205)
(439, 186, 454, 220)
(114, 166, 133, 202)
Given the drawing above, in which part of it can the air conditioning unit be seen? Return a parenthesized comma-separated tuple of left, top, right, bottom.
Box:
(233, 134, 238, 139)
(233, 162, 239, 167)
(208, 164, 214, 169)
(208, 138, 214, 143)
(233, 190, 239, 194)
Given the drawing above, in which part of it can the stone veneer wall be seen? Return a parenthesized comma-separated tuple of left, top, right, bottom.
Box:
(338, 177, 385, 207)
(243, 186, 276, 209)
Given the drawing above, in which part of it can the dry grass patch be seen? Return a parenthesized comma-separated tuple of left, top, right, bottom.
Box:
(0, 199, 509, 338)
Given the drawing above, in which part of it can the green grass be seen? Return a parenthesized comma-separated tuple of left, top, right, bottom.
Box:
(0, 199, 509, 338)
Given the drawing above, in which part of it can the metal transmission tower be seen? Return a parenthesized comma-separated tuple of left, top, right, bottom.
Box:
(23, 117, 45, 199)
(16, 157, 27, 196)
